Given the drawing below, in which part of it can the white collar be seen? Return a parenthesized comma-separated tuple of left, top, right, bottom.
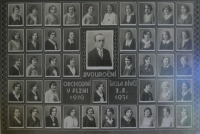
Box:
(182, 90, 189, 96)
(14, 116, 21, 124)
(13, 90, 20, 100)
(163, 64, 170, 68)
(142, 39, 151, 44)
(96, 90, 103, 97)
(123, 116, 131, 122)
(96, 47, 103, 51)
(31, 90, 37, 96)
(125, 64, 132, 69)
(127, 13, 135, 16)
(13, 65, 20, 70)
(164, 13, 172, 20)
(162, 90, 171, 98)
(68, 39, 74, 44)
(87, 115, 93, 121)
(67, 13, 75, 17)
(144, 89, 150, 93)
(106, 116, 113, 124)
(162, 40, 171, 44)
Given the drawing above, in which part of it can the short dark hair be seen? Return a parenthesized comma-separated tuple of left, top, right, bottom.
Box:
(13, 108, 20, 115)
(94, 33, 104, 42)
(30, 82, 38, 89)
(105, 108, 114, 115)
(29, 56, 38, 63)
(12, 31, 20, 40)
(49, 81, 57, 88)
(86, 107, 94, 114)
(48, 5, 57, 13)
(124, 107, 133, 116)
(142, 30, 152, 38)
(124, 30, 133, 39)
(144, 107, 152, 116)
(162, 5, 172, 12)
(144, 4, 153, 11)
(180, 56, 189, 62)
(163, 107, 170, 114)
(66, 56, 75, 65)
(143, 55, 151, 64)
(107, 4, 114, 12)
(50, 107, 57, 115)
(13, 5, 20, 12)
(29, 5, 38, 13)
(49, 56, 57, 63)
(67, 5, 76, 13)
(30, 107, 39, 114)
(162, 56, 170, 64)
(162, 31, 171, 40)
(96, 82, 103, 89)
(48, 30, 57, 37)
(125, 4, 134, 12)
(86, 4, 94, 12)
(143, 81, 152, 88)
(13, 57, 21, 64)
(67, 107, 76, 116)
(125, 56, 132, 64)
(181, 5, 190, 13)
(29, 32, 38, 40)
(181, 30, 190, 38)
(12, 82, 21, 90)
(182, 81, 191, 89)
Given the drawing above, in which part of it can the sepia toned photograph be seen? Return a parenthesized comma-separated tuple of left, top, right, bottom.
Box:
(8, 3, 24, 26)
(26, 3, 42, 26)
(45, 105, 61, 128)
(86, 30, 113, 70)
(26, 54, 42, 77)
(8, 80, 24, 103)
(176, 79, 192, 102)
(139, 28, 155, 51)
(8, 105, 24, 128)
(120, 54, 136, 77)
(92, 79, 107, 103)
(176, 105, 192, 128)
(45, 54, 61, 77)
(8, 29, 24, 52)
(8, 54, 24, 77)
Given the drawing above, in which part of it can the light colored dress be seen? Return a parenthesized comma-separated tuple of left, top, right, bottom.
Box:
(82, 13, 96, 25)
(26, 64, 39, 76)
(63, 13, 78, 24)
(64, 116, 78, 128)
(101, 12, 117, 25)
(8, 40, 23, 51)
(143, 13, 154, 24)
(45, 14, 58, 25)
(27, 14, 39, 25)
(177, 14, 192, 24)
(45, 89, 59, 103)
(141, 116, 154, 127)
(161, 116, 173, 127)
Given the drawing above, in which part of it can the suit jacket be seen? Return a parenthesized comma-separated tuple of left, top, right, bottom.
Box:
(27, 41, 39, 50)
(160, 65, 173, 75)
(9, 92, 23, 101)
(177, 91, 192, 101)
(27, 116, 40, 127)
(46, 115, 59, 127)
(28, 91, 41, 101)
(45, 40, 58, 50)
(9, 66, 22, 75)
(88, 48, 112, 66)
(122, 14, 136, 24)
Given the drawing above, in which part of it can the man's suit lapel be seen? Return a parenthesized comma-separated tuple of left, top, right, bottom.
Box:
(94, 48, 103, 60)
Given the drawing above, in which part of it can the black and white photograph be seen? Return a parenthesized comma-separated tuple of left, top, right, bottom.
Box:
(26, 54, 42, 77)
(176, 28, 193, 51)
(44, 3, 61, 26)
(63, 28, 80, 51)
(120, 54, 136, 77)
(8, 29, 24, 52)
(63, 3, 80, 26)
(45, 54, 61, 77)
(86, 30, 113, 70)
(26, 29, 43, 52)
(44, 80, 61, 103)
(139, 79, 156, 102)
(26, 105, 43, 128)
(177, 2, 193, 25)
(176, 54, 193, 76)
(157, 28, 174, 51)
(139, 28, 155, 51)
(82, 3, 99, 26)
(44, 28, 61, 51)
(8, 80, 24, 103)
(176, 105, 192, 128)
(139, 2, 156, 25)
(92, 79, 107, 103)
(82, 105, 99, 129)
(8, 105, 24, 128)
(120, 2, 137, 25)
(8, 54, 24, 77)
(45, 105, 61, 128)
(139, 54, 156, 77)
(157, 2, 174, 25)
(119, 28, 137, 51)
(157, 79, 174, 102)
(120, 105, 137, 129)
(26, 80, 43, 103)
(63, 105, 80, 129)
(101, 2, 118, 25)
(157, 54, 174, 77)
(8, 3, 24, 26)
(139, 105, 156, 128)
(101, 105, 118, 129)
(157, 105, 174, 128)
(176, 79, 192, 102)
(63, 54, 80, 77)
(26, 3, 42, 26)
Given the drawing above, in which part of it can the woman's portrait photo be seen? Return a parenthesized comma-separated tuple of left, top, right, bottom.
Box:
(8, 29, 24, 52)
(82, 105, 99, 129)
(63, 28, 80, 51)
(120, 28, 137, 51)
(177, 28, 193, 51)
(139, 54, 156, 76)
(26, 3, 42, 26)
(63, 54, 80, 77)
(120, 2, 137, 25)
(44, 3, 61, 26)
(157, 55, 174, 77)
(26, 29, 43, 52)
(139, 105, 156, 128)
(44, 80, 61, 103)
(26, 80, 42, 103)
(63, 3, 80, 26)
(26, 54, 42, 77)
(139, 29, 155, 51)
(139, 3, 155, 25)
(92, 80, 107, 103)
(26, 105, 43, 128)
(157, 3, 174, 25)
(45, 106, 61, 128)
(8, 105, 24, 128)
(120, 106, 137, 128)
(101, 105, 118, 129)
(120, 54, 136, 77)
(157, 106, 174, 128)
(63, 106, 80, 129)
(139, 80, 155, 102)
(177, 3, 193, 25)
(45, 54, 61, 77)
(157, 28, 174, 51)
(8, 80, 24, 103)
(177, 55, 192, 76)
(177, 80, 192, 102)
(157, 80, 174, 102)
(44, 29, 61, 51)
(8, 4, 24, 26)
(176, 105, 192, 128)
(101, 2, 118, 25)
(8, 54, 24, 77)
(82, 3, 99, 26)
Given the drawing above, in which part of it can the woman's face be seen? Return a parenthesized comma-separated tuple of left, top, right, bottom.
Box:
(181, 6, 187, 14)
(182, 32, 188, 40)
(107, 5, 113, 13)
(164, 8, 170, 15)
(182, 83, 188, 91)
(145, 57, 151, 65)
(126, 110, 132, 118)
(125, 32, 131, 40)
(125, 5, 132, 14)
(50, 58, 57, 66)
(181, 109, 187, 117)
(163, 108, 169, 117)
(50, 32, 56, 40)
(14, 33, 20, 40)
(14, 109, 20, 118)
(69, 58, 75, 66)
(106, 109, 112, 116)
(98, 84, 104, 92)
(144, 5, 151, 14)
(14, 7, 20, 14)
(145, 84, 151, 91)
(32, 9, 38, 15)
(162, 84, 169, 92)
(68, 7, 74, 14)
(70, 109, 76, 117)
(51, 108, 57, 117)
(32, 84, 38, 91)
(144, 110, 150, 117)
(144, 32, 150, 40)
(180, 57, 187, 66)
(31, 59, 38, 66)
(50, 7, 56, 14)
(32, 109, 38, 117)
(32, 33, 38, 41)
(14, 84, 21, 93)
(125, 58, 131, 66)
(50, 84, 56, 91)
(87, 108, 93, 116)
(163, 32, 168, 40)
(88, 6, 94, 14)
(69, 32, 75, 40)
(15, 60, 21, 67)
(163, 58, 169, 66)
